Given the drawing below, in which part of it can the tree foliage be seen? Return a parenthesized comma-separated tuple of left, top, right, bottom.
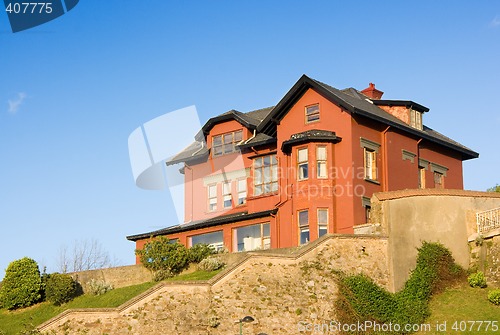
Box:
(45, 273, 80, 305)
(135, 237, 189, 275)
(0, 257, 42, 310)
(487, 184, 500, 193)
(336, 242, 463, 334)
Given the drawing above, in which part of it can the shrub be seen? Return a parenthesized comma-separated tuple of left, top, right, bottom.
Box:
(0, 257, 42, 310)
(336, 242, 462, 334)
(188, 244, 215, 263)
(45, 273, 79, 305)
(152, 269, 174, 282)
(487, 289, 500, 305)
(197, 257, 225, 272)
(136, 237, 189, 275)
(87, 279, 113, 295)
(468, 271, 487, 288)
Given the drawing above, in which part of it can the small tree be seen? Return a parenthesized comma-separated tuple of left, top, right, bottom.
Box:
(135, 237, 189, 277)
(487, 184, 500, 193)
(188, 244, 215, 264)
(45, 273, 79, 305)
(0, 257, 42, 310)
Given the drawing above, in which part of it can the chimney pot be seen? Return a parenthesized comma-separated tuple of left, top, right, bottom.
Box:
(361, 82, 384, 100)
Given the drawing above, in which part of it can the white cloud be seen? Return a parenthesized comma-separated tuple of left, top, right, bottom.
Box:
(7, 92, 27, 114)
(490, 15, 500, 28)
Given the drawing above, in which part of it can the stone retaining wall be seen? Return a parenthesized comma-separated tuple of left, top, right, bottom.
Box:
(38, 234, 389, 335)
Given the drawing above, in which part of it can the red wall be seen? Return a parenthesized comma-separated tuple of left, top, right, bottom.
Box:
(134, 87, 467, 262)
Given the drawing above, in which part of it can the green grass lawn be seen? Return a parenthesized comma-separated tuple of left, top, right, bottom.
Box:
(0, 270, 222, 335)
(415, 282, 500, 335)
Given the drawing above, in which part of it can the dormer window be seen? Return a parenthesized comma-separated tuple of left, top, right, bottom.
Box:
(305, 104, 320, 123)
(410, 109, 423, 130)
(212, 130, 243, 157)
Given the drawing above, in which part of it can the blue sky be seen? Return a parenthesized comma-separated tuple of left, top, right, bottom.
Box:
(1, 1, 499, 278)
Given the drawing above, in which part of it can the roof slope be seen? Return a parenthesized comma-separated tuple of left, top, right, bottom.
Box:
(168, 75, 478, 164)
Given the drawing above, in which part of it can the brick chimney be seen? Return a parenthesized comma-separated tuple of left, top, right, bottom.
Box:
(361, 83, 384, 100)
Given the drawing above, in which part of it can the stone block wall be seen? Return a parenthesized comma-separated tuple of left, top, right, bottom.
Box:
(38, 235, 390, 335)
(68, 264, 152, 293)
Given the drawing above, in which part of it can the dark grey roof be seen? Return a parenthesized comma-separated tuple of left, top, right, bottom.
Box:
(126, 209, 276, 241)
(167, 141, 208, 166)
(238, 132, 276, 149)
(281, 129, 341, 153)
(258, 75, 478, 160)
(168, 75, 477, 164)
(244, 106, 274, 122)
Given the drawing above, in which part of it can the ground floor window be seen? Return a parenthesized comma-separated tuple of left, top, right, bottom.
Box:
(298, 210, 309, 245)
(317, 208, 328, 237)
(189, 231, 224, 252)
(233, 223, 270, 252)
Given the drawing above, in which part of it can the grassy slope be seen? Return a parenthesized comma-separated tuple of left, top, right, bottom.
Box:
(416, 283, 500, 335)
(0, 270, 222, 335)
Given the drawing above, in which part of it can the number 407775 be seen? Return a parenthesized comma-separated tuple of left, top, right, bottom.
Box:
(5, 2, 53, 14)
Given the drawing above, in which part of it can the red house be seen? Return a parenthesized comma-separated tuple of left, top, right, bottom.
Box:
(127, 75, 478, 257)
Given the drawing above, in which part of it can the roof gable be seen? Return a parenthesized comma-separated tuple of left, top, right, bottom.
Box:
(257, 75, 478, 160)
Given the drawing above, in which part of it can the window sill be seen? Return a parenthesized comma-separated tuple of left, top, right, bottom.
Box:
(364, 178, 380, 185)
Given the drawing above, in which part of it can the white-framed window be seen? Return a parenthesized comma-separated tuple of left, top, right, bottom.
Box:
(410, 110, 423, 130)
(360, 138, 380, 182)
(419, 167, 426, 189)
(208, 184, 217, 211)
(364, 149, 377, 181)
(434, 172, 444, 189)
(318, 208, 328, 237)
(212, 130, 243, 157)
(189, 231, 224, 252)
(232, 223, 270, 252)
(237, 179, 247, 205)
(362, 197, 371, 223)
(253, 154, 278, 196)
(298, 209, 309, 245)
(298, 148, 308, 180)
(305, 104, 320, 123)
(223, 182, 232, 208)
(317, 146, 327, 178)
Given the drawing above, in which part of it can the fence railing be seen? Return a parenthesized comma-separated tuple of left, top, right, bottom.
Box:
(476, 207, 500, 233)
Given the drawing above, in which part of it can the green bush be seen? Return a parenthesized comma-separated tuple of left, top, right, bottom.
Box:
(86, 279, 113, 295)
(336, 242, 463, 334)
(188, 244, 215, 263)
(487, 289, 500, 305)
(468, 271, 487, 288)
(0, 257, 42, 310)
(135, 237, 189, 275)
(45, 273, 80, 305)
(197, 257, 225, 272)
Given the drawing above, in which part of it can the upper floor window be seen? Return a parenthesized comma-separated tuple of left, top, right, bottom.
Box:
(254, 154, 278, 196)
(305, 104, 320, 123)
(364, 149, 377, 181)
(297, 148, 309, 180)
(360, 138, 380, 182)
(410, 109, 423, 130)
(212, 130, 243, 157)
(237, 179, 247, 205)
(434, 172, 444, 189)
(317, 146, 327, 178)
(223, 182, 232, 208)
(208, 184, 217, 211)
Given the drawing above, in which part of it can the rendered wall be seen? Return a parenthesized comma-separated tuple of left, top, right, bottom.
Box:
(371, 189, 500, 291)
